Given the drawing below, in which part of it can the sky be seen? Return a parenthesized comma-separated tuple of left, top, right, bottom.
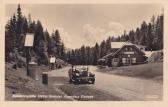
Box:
(5, 4, 163, 49)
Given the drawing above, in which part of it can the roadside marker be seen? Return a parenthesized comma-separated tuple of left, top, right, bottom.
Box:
(24, 33, 34, 76)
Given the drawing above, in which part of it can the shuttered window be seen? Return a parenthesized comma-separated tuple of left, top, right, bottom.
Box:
(130, 47, 132, 51)
(132, 58, 136, 63)
(122, 58, 126, 63)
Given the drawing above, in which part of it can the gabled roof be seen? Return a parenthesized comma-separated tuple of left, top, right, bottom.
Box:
(113, 44, 145, 57)
(102, 42, 145, 59)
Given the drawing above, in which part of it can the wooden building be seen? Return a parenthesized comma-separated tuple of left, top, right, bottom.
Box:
(98, 42, 147, 67)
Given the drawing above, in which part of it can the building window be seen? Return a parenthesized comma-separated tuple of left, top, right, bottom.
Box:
(130, 47, 132, 51)
(113, 58, 119, 62)
(125, 47, 128, 51)
(122, 58, 126, 63)
(128, 55, 130, 57)
(132, 58, 136, 63)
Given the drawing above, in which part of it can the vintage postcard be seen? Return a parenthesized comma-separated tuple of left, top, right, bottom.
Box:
(1, 0, 168, 107)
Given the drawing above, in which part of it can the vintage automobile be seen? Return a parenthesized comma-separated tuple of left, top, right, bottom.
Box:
(68, 66, 95, 84)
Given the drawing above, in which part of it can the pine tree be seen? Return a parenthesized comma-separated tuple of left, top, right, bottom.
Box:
(60, 42, 65, 60)
(28, 13, 32, 26)
(159, 14, 163, 49)
(153, 15, 163, 50)
(43, 30, 51, 56)
(70, 50, 76, 65)
(134, 28, 141, 45)
(85, 46, 91, 65)
(16, 4, 24, 49)
(116, 36, 121, 42)
(5, 16, 17, 56)
(34, 20, 44, 52)
(93, 43, 100, 65)
(80, 45, 86, 65)
(151, 15, 156, 38)
(28, 20, 36, 33)
(128, 30, 135, 43)
(22, 17, 28, 34)
(140, 21, 148, 45)
(33, 20, 47, 64)
(146, 23, 154, 50)
(51, 30, 61, 57)
(105, 37, 112, 54)
(100, 40, 106, 58)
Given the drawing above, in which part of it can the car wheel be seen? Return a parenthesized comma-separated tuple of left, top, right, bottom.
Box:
(91, 78, 95, 84)
(69, 79, 72, 83)
(74, 79, 79, 85)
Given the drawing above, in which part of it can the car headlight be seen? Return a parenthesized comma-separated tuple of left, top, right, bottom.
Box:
(75, 73, 80, 76)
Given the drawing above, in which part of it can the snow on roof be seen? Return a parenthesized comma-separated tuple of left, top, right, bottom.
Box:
(145, 50, 163, 58)
(144, 51, 153, 57)
(111, 42, 134, 49)
(111, 42, 126, 49)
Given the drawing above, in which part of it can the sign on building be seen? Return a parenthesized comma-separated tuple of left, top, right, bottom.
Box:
(50, 57, 56, 63)
(24, 33, 34, 47)
(124, 51, 134, 54)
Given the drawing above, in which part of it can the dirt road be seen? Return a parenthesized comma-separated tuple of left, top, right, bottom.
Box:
(48, 66, 163, 101)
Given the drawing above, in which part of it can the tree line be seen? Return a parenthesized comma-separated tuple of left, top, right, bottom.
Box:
(67, 14, 163, 65)
(5, 4, 65, 65)
(66, 37, 111, 65)
(114, 14, 163, 50)
(5, 4, 163, 66)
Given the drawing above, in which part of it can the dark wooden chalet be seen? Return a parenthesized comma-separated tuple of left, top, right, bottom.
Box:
(98, 42, 147, 67)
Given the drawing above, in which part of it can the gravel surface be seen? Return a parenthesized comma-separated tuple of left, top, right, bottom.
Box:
(48, 65, 163, 101)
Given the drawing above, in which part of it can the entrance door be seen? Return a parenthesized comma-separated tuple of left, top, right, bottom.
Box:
(127, 58, 132, 65)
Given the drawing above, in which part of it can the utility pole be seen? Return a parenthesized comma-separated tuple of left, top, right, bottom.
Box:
(26, 47, 30, 76)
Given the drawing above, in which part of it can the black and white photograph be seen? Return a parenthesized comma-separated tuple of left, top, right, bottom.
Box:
(4, 3, 164, 101)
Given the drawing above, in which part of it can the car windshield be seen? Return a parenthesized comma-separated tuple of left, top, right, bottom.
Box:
(74, 66, 88, 72)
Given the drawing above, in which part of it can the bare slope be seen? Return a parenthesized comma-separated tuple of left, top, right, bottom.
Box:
(5, 62, 71, 101)
(97, 62, 163, 81)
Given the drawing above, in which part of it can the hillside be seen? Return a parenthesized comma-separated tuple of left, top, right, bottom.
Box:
(97, 62, 163, 82)
(5, 62, 70, 101)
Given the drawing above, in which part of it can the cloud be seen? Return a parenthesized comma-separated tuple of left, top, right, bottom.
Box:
(82, 22, 125, 46)
(55, 27, 83, 49)
(108, 21, 125, 35)
(55, 22, 125, 49)
(82, 24, 106, 46)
